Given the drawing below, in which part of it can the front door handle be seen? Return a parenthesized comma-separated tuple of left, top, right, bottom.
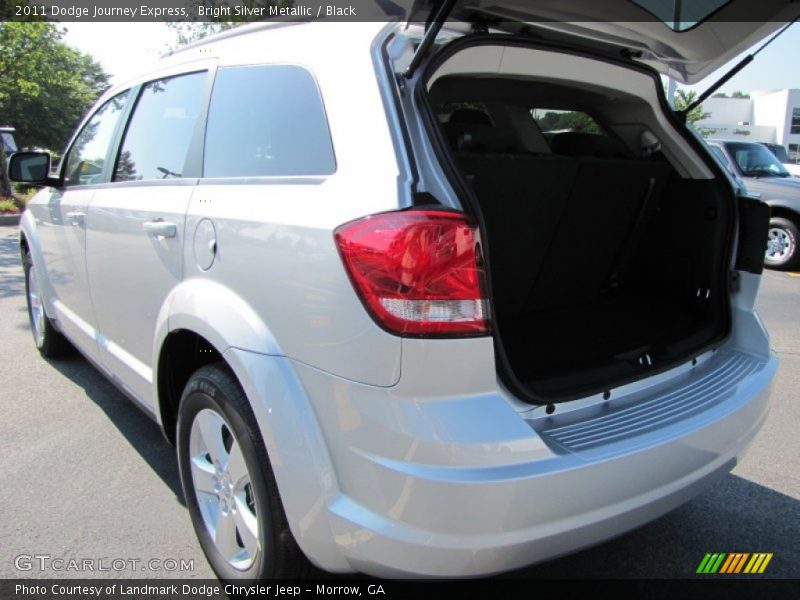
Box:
(66, 211, 85, 226)
(142, 220, 177, 238)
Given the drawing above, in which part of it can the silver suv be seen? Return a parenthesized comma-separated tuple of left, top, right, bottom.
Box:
(10, 5, 792, 580)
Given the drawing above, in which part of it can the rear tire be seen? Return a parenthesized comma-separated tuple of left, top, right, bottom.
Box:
(176, 363, 313, 580)
(765, 217, 799, 270)
(23, 249, 72, 358)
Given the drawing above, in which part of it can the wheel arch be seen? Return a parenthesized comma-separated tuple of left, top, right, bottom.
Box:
(18, 212, 59, 320)
(152, 284, 345, 570)
(767, 203, 800, 225)
(152, 279, 283, 443)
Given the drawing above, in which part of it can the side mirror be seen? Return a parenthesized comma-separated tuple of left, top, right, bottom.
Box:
(9, 152, 53, 185)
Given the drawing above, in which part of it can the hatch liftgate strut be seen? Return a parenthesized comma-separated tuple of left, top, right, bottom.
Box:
(404, 0, 459, 78)
(681, 18, 798, 117)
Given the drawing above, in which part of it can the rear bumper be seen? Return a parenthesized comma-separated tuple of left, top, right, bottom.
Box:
(227, 343, 776, 578)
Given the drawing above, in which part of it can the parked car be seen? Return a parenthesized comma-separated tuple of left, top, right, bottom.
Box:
(10, 2, 790, 580)
(708, 139, 800, 269)
(0, 125, 18, 167)
(760, 142, 800, 178)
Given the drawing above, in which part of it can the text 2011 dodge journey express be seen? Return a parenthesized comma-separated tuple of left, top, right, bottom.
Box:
(10, 1, 794, 580)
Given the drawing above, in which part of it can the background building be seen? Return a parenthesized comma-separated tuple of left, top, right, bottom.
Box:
(702, 89, 800, 163)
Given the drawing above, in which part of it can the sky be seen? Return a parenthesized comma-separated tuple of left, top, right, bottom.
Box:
(62, 21, 800, 93)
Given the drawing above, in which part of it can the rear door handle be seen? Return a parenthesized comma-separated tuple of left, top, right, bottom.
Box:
(142, 220, 177, 238)
(66, 211, 85, 226)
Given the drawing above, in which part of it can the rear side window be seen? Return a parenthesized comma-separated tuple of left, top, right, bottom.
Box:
(114, 72, 206, 181)
(203, 65, 335, 178)
(65, 92, 129, 186)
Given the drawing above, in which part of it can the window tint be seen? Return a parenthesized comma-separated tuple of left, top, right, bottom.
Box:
(789, 143, 800, 164)
(65, 92, 129, 186)
(204, 65, 335, 177)
(791, 108, 800, 135)
(631, 0, 731, 32)
(114, 72, 206, 182)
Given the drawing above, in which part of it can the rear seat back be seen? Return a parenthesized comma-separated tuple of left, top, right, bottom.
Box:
(458, 153, 672, 318)
(526, 158, 672, 311)
(458, 153, 579, 318)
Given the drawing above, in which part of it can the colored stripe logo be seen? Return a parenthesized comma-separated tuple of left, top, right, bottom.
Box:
(696, 553, 773, 574)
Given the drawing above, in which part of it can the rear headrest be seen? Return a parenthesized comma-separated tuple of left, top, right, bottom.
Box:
(550, 132, 631, 159)
(448, 108, 492, 126)
(443, 108, 525, 153)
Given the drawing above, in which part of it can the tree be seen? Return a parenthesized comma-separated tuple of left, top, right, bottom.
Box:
(165, 1, 295, 49)
(672, 88, 713, 135)
(731, 90, 750, 99)
(0, 23, 110, 153)
(0, 0, 44, 20)
(165, 21, 237, 49)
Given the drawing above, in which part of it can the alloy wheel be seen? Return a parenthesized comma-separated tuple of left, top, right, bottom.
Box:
(188, 408, 259, 570)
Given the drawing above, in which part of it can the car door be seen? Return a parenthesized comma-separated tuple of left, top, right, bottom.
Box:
(32, 91, 131, 363)
(86, 69, 210, 408)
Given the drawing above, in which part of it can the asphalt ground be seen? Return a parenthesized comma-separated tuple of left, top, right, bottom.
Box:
(0, 225, 798, 581)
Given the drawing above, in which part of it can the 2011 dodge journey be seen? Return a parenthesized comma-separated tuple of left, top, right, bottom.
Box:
(11, 1, 794, 580)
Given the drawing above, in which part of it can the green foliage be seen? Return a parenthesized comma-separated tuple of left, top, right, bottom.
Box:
(165, 21, 238, 49)
(0, 198, 18, 213)
(0, 0, 45, 21)
(731, 90, 750, 99)
(672, 88, 713, 135)
(165, 1, 295, 49)
(0, 23, 110, 151)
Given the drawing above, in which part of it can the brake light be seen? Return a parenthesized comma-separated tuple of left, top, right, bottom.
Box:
(334, 210, 489, 337)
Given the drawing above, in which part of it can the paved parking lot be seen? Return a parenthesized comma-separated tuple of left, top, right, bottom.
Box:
(0, 225, 797, 579)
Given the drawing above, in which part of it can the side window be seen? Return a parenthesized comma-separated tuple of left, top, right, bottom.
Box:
(114, 72, 206, 182)
(709, 145, 731, 169)
(64, 92, 129, 187)
(204, 65, 335, 178)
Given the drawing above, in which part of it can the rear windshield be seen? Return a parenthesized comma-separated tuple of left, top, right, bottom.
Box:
(631, 0, 731, 32)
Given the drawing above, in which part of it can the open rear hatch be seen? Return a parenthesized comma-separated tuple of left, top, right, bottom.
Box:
(401, 1, 792, 402)
(407, 0, 799, 83)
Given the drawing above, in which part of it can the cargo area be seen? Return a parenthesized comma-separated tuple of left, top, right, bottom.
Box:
(429, 74, 733, 399)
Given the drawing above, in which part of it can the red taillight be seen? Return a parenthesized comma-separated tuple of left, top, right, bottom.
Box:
(334, 210, 489, 337)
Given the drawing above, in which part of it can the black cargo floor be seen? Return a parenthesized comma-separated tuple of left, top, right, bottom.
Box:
(500, 289, 697, 395)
